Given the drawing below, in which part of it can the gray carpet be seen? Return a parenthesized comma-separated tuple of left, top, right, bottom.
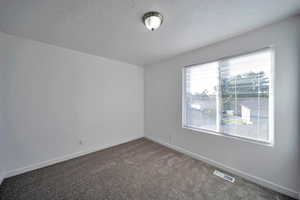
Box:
(0, 138, 295, 200)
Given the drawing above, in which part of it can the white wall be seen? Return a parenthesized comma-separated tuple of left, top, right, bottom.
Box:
(0, 32, 144, 177)
(145, 16, 300, 198)
(0, 55, 6, 184)
(0, 120, 5, 184)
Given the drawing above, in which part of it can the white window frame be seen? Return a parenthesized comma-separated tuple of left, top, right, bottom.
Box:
(182, 47, 275, 146)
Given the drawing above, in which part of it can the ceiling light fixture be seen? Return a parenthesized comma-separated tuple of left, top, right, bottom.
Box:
(143, 11, 163, 31)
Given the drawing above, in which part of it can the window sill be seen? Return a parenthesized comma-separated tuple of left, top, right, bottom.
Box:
(182, 125, 274, 147)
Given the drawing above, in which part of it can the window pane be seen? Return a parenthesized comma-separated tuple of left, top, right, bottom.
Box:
(183, 49, 272, 144)
(219, 50, 271, 142)
(184, 62, 219, 131)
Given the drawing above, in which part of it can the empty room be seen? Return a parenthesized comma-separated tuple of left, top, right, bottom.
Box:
(0, 0, 300, 199)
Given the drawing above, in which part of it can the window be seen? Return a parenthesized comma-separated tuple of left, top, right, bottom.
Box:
(182, 48, 274, 145)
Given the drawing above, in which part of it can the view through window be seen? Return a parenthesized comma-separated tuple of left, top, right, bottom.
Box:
(183, 49, 273, 144)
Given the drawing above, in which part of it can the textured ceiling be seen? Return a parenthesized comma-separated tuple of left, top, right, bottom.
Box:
(0, 0, 300, 66)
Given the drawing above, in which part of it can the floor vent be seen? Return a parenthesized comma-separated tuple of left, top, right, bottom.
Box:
(213, 170, 235, 183)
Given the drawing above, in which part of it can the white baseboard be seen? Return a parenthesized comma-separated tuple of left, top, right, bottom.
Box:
(4, 136, 143, 178)
(145, 136, 299, 199)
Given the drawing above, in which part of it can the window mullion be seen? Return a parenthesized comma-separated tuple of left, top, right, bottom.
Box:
(216, 61, 222, 133)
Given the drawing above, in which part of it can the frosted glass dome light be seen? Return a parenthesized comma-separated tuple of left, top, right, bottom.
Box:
(143, 11, 163, 31)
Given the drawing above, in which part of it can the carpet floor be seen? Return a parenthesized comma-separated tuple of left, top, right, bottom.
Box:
(0, 138, 295, 200)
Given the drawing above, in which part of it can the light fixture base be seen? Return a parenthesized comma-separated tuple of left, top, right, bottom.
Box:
(142, 11, 163, 31)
